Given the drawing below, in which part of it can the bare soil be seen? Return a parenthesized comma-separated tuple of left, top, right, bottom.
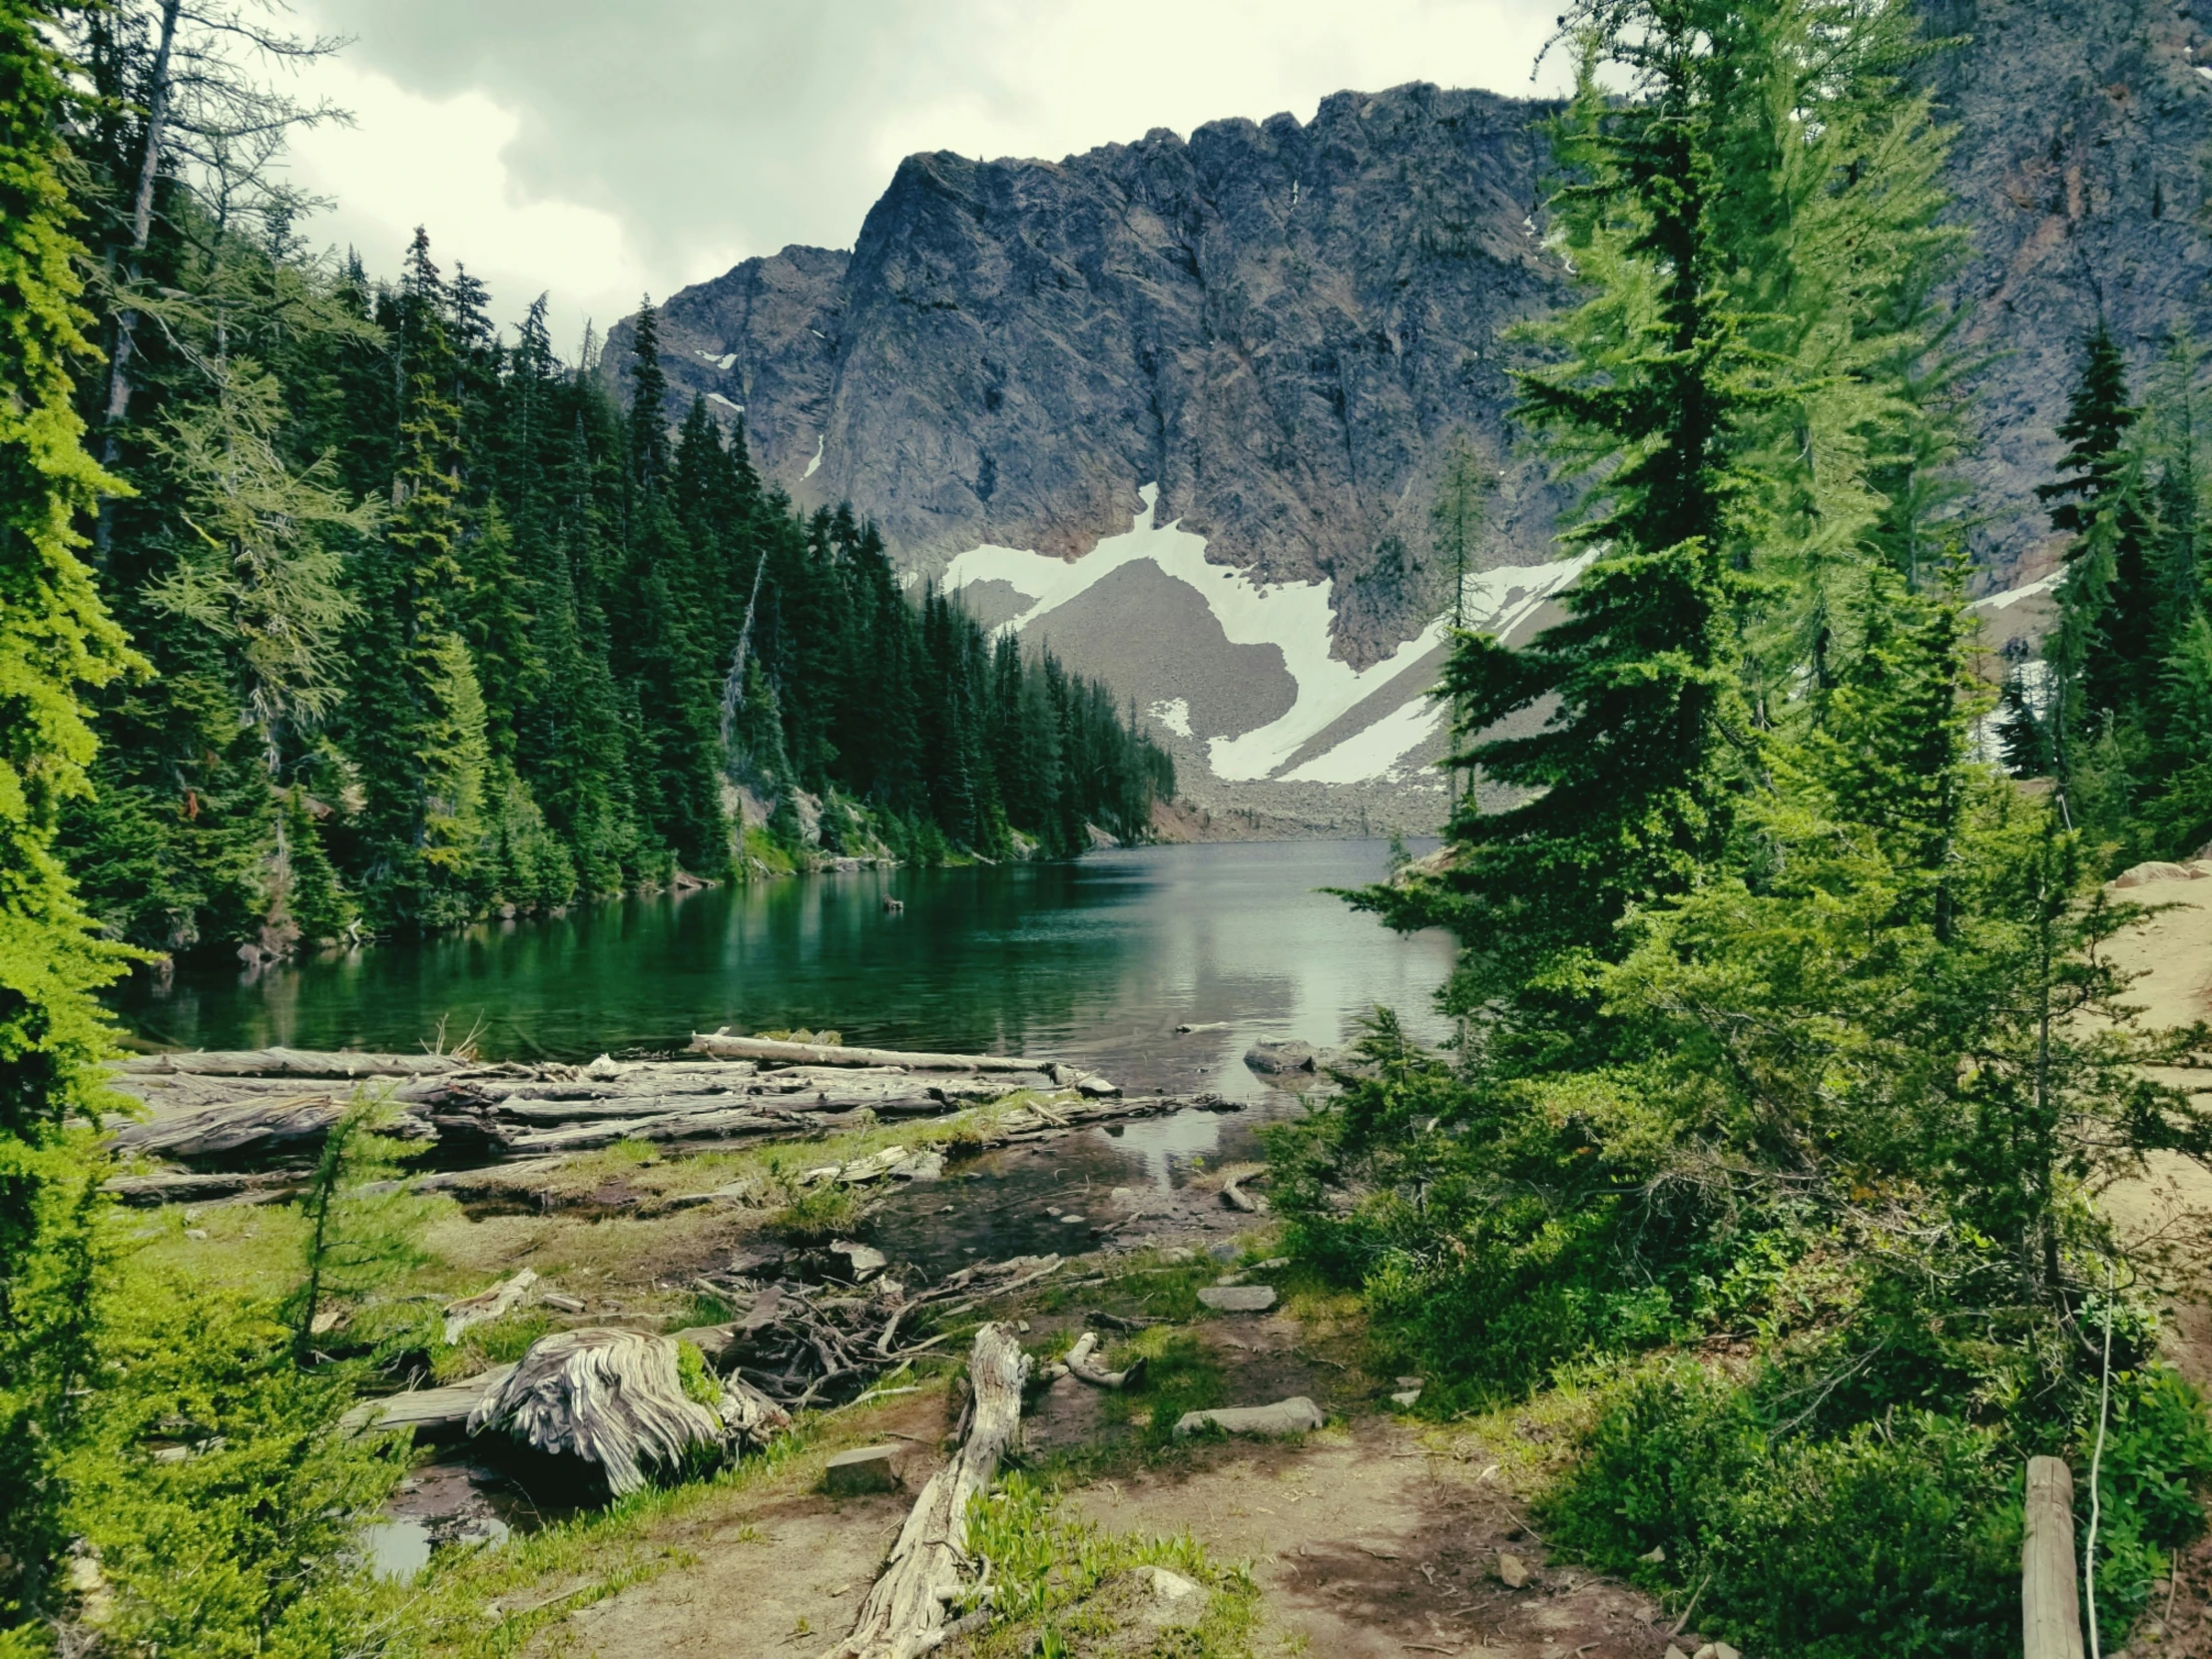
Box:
(535, 1302, 1676, 1659)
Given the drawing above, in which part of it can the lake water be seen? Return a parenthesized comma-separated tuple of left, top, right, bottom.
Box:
(109, 840, 1457, 1098)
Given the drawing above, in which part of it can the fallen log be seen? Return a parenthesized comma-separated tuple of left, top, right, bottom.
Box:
(825, 1323, 1030, 1659)
(116, 1047, 463, 1079)
(341, 1363, 515, 1436)
(109, 1094, 369, 1163)
(690, 1030, 1043, 1074)
(103, 1169, 300, 1206)
(1063, 1332, 1144, 1390)
(466, 1328, 783, 1494)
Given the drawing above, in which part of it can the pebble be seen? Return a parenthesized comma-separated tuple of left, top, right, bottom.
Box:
(1498, 1551, 1529, 1588)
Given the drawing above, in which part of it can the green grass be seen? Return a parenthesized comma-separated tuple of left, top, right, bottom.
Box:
(955, 1471, 1260, 1659)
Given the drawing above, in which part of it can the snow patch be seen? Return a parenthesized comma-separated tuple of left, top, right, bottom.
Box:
(943, 487, 1591, 783)
(1283, 696, 1447, 785)
(707, 392, 744, 412)
(1148, 697, 1194, 738)
(1971, 570, 2062, 611)
(2197, 64, 2212, 81)
(804, 434, 824, 478)
(716, 352, 737, 369)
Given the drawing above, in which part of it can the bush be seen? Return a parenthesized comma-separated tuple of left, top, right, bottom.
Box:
(1550, 1357, 2212, 1659)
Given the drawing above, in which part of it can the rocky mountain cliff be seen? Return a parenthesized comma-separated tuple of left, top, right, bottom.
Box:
(606, 0, 2212, 823)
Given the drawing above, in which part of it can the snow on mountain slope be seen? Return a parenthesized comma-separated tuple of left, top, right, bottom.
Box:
(944, 485, 1591, 788)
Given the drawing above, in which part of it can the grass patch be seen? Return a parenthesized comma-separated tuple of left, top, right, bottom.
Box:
(766, 1179, 870, 1245)
(954, 1471, 1259, 1658)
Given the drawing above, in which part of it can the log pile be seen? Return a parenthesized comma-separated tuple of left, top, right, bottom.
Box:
(102, 1040, 1128, 1171)
(825, 1323, 1031, 1659)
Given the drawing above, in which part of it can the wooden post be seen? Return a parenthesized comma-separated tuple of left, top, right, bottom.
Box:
(2024, 1455, 2086, 1659)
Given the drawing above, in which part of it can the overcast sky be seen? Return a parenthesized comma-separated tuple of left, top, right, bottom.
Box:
(278, 0, 1570, 353)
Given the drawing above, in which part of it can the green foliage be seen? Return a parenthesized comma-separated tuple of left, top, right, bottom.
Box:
(286, 1091, 433, 1363)
(764, 1178, 868, 1245)
(1549, 1363, 2019, 1659)
(959, 1472, 1259, 1658)
(675, 1338, 721, 1407)
(62, 1275, 403, 1659)
(0, 0, 144, 1627)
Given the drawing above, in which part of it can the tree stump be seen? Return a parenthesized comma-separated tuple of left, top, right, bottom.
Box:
(466, 1328, 787, 1494)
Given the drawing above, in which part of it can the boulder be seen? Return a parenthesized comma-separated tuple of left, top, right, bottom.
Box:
(2113, 859, 2202, 887)
(1243, 1040, 1319, 1075)
(823, 1444, 901, 1495)
(1498, 1551, 1529, 1587)
(1196, 1285, 1277, 1314)
(1173, 1396, 1324, 1437)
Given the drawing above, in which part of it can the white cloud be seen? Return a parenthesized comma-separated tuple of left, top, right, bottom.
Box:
(281, 58, 735, 348)
(281, 0, 1567, 343)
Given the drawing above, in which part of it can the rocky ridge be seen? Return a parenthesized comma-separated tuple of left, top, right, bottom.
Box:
(606, 1, 2212, 816)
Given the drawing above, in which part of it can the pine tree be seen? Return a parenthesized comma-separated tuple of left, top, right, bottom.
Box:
(2038, 327, 2159, 751)
(0, 0, 144, 1623)
(1365, 9, 1767, 1012)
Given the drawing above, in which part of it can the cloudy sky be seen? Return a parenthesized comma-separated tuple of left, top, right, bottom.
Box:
(278, 0, 1569, 352)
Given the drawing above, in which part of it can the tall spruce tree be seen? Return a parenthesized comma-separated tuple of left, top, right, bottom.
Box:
(0, 0, 142, 1624)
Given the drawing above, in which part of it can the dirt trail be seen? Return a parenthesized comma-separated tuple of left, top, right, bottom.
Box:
(1066, 1414, 1658, 1659)
(2099, 867, 2212, 1382)
(549, 1306, 1672, 1659)
(2097, 868, 2212, 1656)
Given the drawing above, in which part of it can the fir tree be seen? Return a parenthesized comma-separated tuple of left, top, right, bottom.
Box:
(0, 1, 143, 1623)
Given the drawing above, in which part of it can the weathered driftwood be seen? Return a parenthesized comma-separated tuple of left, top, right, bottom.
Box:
(341, 1363, 515, 1436)
(466, 1328, 781, 1494)
(103, 1169, 299, 1206)
(116, 1048, 462, 1079)
(443, 1269, 538, 1344)
(109, 1094, 365, 1163)
(690, 1030, 1045, 1074)
(2023, 1455, 2085, 1659)
(701, 1254, 1063, 1411)
(826, 1323, 1031, 1659)
(100, 1045, 1185, 1177)
(1063, 1331, 1144, 1390)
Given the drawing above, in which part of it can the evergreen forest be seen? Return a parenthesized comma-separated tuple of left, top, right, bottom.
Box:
(10, 0, 2212, 1656)
(24, 5, 1171, 962)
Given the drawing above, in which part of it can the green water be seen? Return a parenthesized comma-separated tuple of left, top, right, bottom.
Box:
(109, 840, 1455, 1095)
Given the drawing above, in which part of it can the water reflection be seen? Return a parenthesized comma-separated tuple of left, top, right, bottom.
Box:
(108, 840, 1455, 1091)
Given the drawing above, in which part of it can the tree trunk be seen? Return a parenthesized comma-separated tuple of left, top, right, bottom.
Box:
(94, 0, 182, 560)
(825, 1323, 1030, 1659)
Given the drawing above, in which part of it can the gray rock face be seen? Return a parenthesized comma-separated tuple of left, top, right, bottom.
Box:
(1919, 0, 2212, 584)
(609, 83, 1573, 667)
(607, 9, 2212, 806)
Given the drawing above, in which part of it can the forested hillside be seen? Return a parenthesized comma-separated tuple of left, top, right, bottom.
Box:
(42, 13, 1170, 960)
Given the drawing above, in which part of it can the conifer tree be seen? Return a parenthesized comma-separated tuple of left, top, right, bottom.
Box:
(0, 0, 143, 1622)
(2037, 327, 2158, 757)
(1365, 4, 1767, 1012)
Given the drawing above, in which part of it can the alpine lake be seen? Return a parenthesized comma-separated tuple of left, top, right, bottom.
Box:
(106, 839, 1458, 1580)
